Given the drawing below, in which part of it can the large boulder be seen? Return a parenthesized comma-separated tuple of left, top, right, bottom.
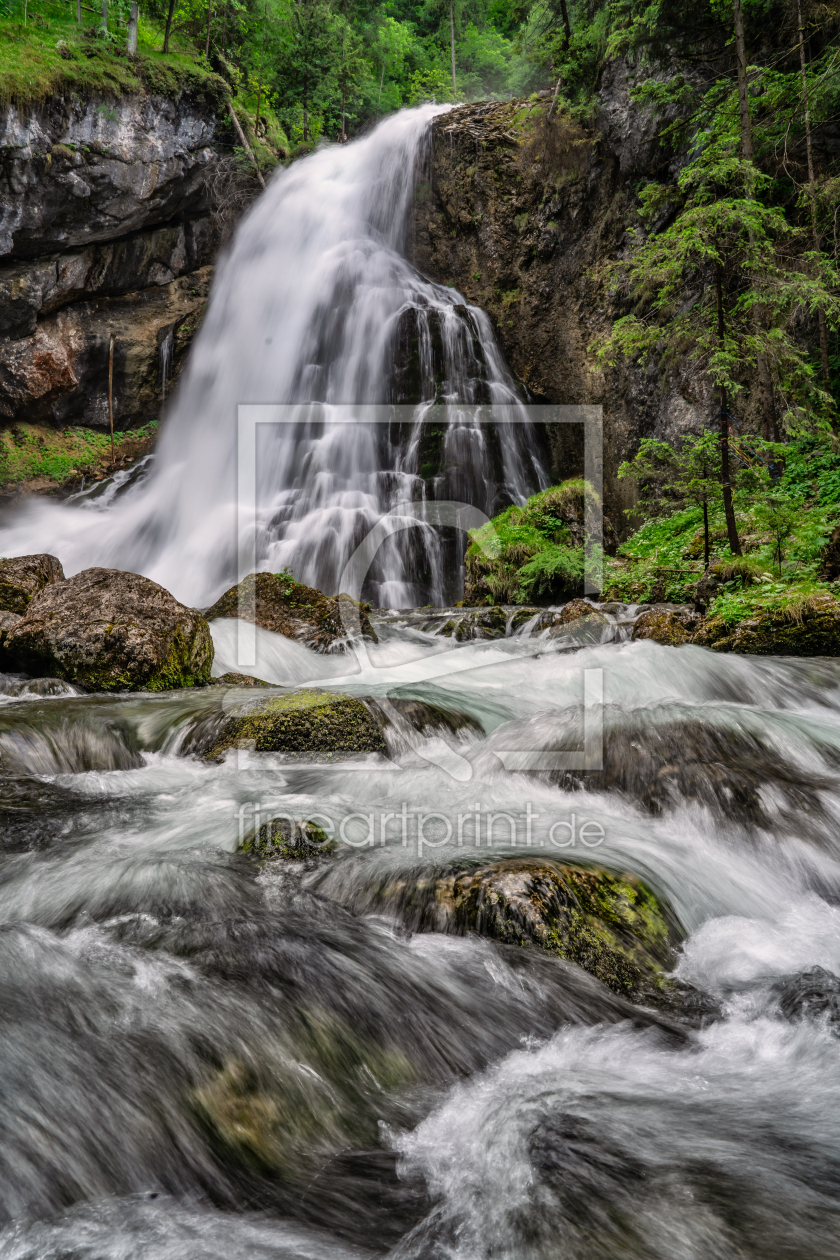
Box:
(3, 567, 213, 691)
(184, 688, 387, 760)
(321, 857, 681, 1005)
(0, 554, 65, 613)
(204, 572, 377, 652)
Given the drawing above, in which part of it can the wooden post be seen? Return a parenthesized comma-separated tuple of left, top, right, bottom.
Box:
(108, 335, 115, 465)
(127, 1, 137, 53)
(229, 106, 266, 188)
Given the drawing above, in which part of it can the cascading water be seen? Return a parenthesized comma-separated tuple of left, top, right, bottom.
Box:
(2, 108, 840, 1260)
(0, 106, 546, 608)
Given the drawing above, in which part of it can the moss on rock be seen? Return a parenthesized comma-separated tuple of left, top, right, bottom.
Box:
(632, 607, 700, 646)
(205, 572, 377, 652)
(3, 567, 213, 690)
(692, 594, 840, 655)
(196, 689, 387, 760)
(0, 553, 64, 614)
(352, 857, 680, 1003)
(242, 815, 335, 863)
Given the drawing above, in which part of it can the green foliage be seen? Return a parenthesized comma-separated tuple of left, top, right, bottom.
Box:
(605, 435, 840, 611)
(0, 422, 158, 486)
(0, 1, 227, 105)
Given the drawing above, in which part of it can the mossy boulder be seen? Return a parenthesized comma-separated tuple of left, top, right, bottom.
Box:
(545, 598, 608, 644)
(242, 816, 336, 863)
(692, 594, 840, 655)
(632, 606, 700, 646)
(205, 572, 377, 652)
(2, 567, 213, 691)
(347, 857, 680, 1003)
(187, 689, 387, 760)
(0, 553, 64, 614)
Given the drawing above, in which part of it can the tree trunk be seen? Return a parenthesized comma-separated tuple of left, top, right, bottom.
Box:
(716, 265, 742, 556)
(76, 0, 81, 23)
(255, 6, 266, 133)
(732, 0, 752, 160)
(703, 498, 710, 569)
(100, 0, 107, 34)
(204, 0, 212, 60)
(221, 0, 227, 55)
(127, 0, 137, 52)
(797, 0, 831, 390)
(162, 0, 176, 53)
(558, 0, 571, 49)
(449, 0, 457, 98)
(229, 107, 266, 188)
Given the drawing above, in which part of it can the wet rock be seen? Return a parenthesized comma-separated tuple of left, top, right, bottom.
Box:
(242, 816, 336, 863)
(337, 857, 680, 1004)
(212, 672, 271, 687)
(554, 713, 836, 830)
(632, 605, 701, 646)
(185, 689, 387, 760)
(367, 696, 483, 739)
(544, 599, 608, 645)
(3, 567, 213, 691)
(204, 572, 377, 652)
(0, 554, 65, 614)
(435, 606, 511, 639)
(692, 595, 840, 656)
(775, 966, 840, 1031)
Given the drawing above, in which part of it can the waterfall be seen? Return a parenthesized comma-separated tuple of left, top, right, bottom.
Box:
(158, 326, 174, 405)
(0, 106, 546, 608)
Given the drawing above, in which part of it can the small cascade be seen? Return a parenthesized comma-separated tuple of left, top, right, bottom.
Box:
(159, 326, 175, 405)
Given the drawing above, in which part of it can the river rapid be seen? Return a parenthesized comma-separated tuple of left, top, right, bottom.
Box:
(0, 614, 838, 1258)
(0, 106, 839, 1258)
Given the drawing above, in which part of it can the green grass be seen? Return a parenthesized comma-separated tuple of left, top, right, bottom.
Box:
(0, 0, 228, 107)
(0, 421, 157, 485)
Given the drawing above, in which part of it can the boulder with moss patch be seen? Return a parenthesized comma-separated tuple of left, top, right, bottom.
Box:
(0, 554, 65, 613)
(692, 594, 840, 655)
(340, 857, 680, 1004)
(185, 688, 387, 760)
(632, 606, 701, 646)
(242, 816, 336, 863)
(2, 567, 213, 691)
(205, 572, 377, 652)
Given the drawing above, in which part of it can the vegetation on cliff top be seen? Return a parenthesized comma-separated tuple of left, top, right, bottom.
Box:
(0, 1, 228, 105)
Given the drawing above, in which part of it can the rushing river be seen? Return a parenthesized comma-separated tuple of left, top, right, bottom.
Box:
(0, 107, 839, 1258)
(0, 615, 839, 1258)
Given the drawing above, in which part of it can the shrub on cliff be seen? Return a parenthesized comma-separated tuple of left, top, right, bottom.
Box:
(465, 479, 601, 606)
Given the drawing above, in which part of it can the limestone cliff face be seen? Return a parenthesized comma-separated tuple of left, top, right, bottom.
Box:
(0, 93, 220, 430)
(412, 70, 715, 527)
